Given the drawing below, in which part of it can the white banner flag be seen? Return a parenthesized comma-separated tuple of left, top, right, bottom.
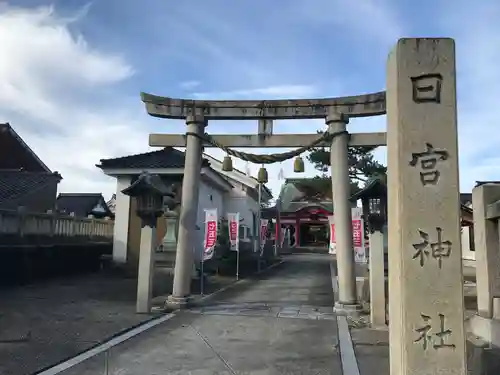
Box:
(327, 207, 366, 262)
(328, 215, 336, 255)
(227, 213, 240, 251)
(203, 209, 218, 261)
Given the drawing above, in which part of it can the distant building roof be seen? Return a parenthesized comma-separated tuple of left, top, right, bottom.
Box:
(349, 174, 387, 202)
(56, 193, 113, 218)
(460, 193, 472, 207)
(0, 123, 51, 172)
(262, 177, 334, 216)
(96, 147, 210, 170)
(203, 153, 273, 199)
(0, 170, 62, 207)
(282, 178, 332, 200)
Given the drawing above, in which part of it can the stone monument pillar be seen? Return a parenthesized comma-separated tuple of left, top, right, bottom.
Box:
(327, 112, 360, 313)
(369, 227, 386, 327)
(387, 38, 466, 374)
(136, 224, 156, 313)
(472, 183, 500, 318)
(167, 115, 205, 308)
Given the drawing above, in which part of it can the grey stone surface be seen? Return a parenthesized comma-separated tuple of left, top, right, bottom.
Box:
(351, 326, 500, 375)
(170, 115, 205, 304)
(142, 91, 386, 120)
(387, 38, 466, 374)
(328, 113, 359, 309)
(60, 254, 343, 374)
(0, 272, 151, 375)
(0, 265, 241, 375)
(351, 328, 390, 375)
(472, 183, 500, 318)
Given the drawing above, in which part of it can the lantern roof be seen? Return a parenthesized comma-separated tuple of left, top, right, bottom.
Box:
(121, 172, 173, 197)
(349, 173, 387, 202)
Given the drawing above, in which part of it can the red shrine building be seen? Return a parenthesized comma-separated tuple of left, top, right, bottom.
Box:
(262, 178, 357, 248)
(263, 177, 474, 251)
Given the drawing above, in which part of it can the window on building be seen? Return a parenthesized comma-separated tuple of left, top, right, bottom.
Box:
(469, 225, 475, 251)
(368, 198, 381, 215)
(238, 226, 251, 242)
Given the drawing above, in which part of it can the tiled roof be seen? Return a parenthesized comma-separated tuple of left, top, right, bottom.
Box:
(261, 201, 334, 219)
(263, 178, 335, 215)
(0, 123, 51, 172)
(349, 175, 387, 202)
(460, 193, 472, 206)
(279, 178, 332, 206)
(96, 147, 210, 170)
(0, 170, 62, 205)
(56, 193, 113, 217)
(283, 178, 332, 200)
(475, 181, 500, 187)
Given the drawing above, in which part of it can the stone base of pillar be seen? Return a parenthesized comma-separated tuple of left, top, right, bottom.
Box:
(164, 295, 191, 310)
(334, 301, 363, 316)
(155, 249, 176, 275)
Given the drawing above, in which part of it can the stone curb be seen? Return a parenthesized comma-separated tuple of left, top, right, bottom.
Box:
(329, 258, 361, 375)
(35, 313, 175, 375)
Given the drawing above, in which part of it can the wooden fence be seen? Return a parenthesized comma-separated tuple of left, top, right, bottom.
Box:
(0, 209, 114, 245)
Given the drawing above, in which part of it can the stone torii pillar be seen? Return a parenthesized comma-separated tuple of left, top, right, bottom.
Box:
(387, 38, 466, 375)
(167, 115, 206, 308)
(327, 112, 361, 313)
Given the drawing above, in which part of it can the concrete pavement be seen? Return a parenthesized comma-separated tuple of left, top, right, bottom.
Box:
(54, 254, 344, 374)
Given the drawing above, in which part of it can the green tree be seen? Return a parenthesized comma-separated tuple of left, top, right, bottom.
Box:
(307, 142, 386, 195)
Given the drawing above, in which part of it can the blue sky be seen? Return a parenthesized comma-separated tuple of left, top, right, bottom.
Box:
(1, 0, 499, 199)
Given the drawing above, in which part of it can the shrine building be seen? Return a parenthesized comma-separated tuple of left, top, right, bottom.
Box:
(262, 178, 356, 248)
(263, 176, 474, 252)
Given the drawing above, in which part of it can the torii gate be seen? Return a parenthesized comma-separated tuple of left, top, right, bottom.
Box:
(141, 39, 466, 375)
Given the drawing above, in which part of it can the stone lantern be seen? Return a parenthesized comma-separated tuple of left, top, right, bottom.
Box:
(352, 174, 387, 234)
(351, 174, 388, 254)
(350, 173, 388, 327)
(121, 172, 176, 313)
(122, 172, 176, 227)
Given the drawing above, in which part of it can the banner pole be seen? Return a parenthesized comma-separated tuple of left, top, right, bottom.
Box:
(257, 182, 262, 273)
(236, 247, 240, 280)
(200, 253, 204, 296)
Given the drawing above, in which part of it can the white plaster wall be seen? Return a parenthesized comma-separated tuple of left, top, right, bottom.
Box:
(226, 196, 259, 237)
(226, 180, 260, 236)
(194, 181, 226, 262)
(462, 226, 476, 261)
(193, 179, 259, 262)
(113, 176, 132, 263)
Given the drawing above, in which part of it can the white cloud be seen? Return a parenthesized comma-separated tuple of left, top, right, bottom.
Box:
(0, 4, 145, 199)
(0, 5, 133, 88)
(192, 85, 318, 100)
(4, 0, 500, 204)
(439, 3, 500, 191)
(179, 80, 201, 90)
(289, 0, 402, 47)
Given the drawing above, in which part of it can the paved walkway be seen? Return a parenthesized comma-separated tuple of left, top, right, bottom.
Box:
(57, 254, 344, 374)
